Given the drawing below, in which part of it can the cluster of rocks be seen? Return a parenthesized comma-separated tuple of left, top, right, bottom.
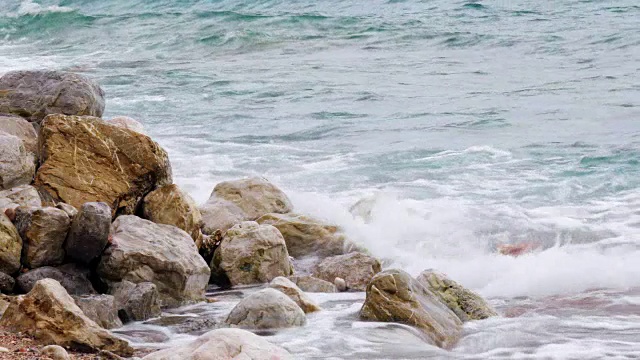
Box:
(0, 70, 498, 359)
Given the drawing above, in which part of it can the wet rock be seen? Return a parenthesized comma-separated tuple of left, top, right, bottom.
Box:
(41, 345, 70, 360)
(360, 269, 462, 349)
(416, 270, 498, 322)
(269, 276, 320, 313)
(97, 216, 210, 307)
(226, 288, 305, 329)
(144, 314, 222, 335)
(14, 206, 70, 268)
(110, 281, 161, 322)
(35, 114, 172, 216)
(0, 271, 14, 293)
(142, 184, 203, 246)
(288, 275, 337, 293)
(64, 202, 111, 264)
(210, 221, 292, 286)
(313, 252, 381, 291)
(106, 116, 145, 134)
(73, 294, 123, 329)
(0, 70, 105, 123)
(257, 213, 347, 258)
(0, 213, 22, 274)
(200, 198, 248, 235)
(207, 177, 292, 220)
(0, 132, 35, 190)
(0, 114, 37, 159)
(55, 202, 78, 218)
(0, 185, 42, 211)
(0, 279, 133, 355)
(16, 263, 96, 295)
(142, 328, 293, 360)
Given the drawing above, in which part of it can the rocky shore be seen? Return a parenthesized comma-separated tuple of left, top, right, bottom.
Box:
(0, 70, 498, 359)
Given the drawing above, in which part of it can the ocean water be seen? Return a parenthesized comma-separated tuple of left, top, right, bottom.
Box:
(1, 0, 639, 358)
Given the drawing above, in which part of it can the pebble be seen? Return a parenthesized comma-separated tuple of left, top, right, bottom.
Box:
(334, 277, 347, 292)
(41, 345, 71, 360)
(0, 347, 9, 353)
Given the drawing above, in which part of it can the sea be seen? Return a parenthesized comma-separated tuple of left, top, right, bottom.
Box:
(1, 0, 639, 359)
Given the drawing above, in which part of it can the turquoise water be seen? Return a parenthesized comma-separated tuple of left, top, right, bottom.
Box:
(1, 0, 639, 358)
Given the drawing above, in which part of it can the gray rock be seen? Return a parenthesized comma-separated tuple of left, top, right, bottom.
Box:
(111, 281, 161, 322)
(0, 185, 41, 211)
(225, 288, 305, 329)
(97, 216, 210, 307)
(73, 294, 123, 329)
(210, 221, 292, 287)
(14, 206, 70, 268)
(16, 263, 96, 295)
(65, 202, 111, 264)
(200, 199, 249, 235)
(0, 132, 35, 190)
(0, 114, 38, 159)
(55, 202, 78, 218)
(41, 345, 71, 360)
(313, 252, 382, 291)
(0, 213, 22, 274)
(0, 271, 14, 293)
(288, 275, 337, 293)
(0, 70, 105, 124)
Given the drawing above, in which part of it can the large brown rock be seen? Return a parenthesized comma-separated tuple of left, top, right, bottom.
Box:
(142, 184, 203, 246)
(0, 279, 132, 355)
(257, 213, 347, 258)
(97, 216, 210, 307)
(0, 213, 22, 275)
(0, 70, 105, 124)
(225, 288, 305, 329)
(0, 114, 38, 158)
(360, 269, 462, 349)
(210, 221, 292, 287)
(35, 114, 172, 216)
(0, 185, 41, 211)
(64, 202, 111, 264)
(312, 252, 381, 291)
(142, 328, 293, 360)
(0, 132, 35, 190)
(416, 270, 498, 322)
(14, 206, 71, 268)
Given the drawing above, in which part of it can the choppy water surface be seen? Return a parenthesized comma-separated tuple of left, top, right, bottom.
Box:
(1, 0, 639, 358)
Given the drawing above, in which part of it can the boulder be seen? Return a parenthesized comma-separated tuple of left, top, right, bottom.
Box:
(14, 206, 70, 268)
(110, 281, 161, 322)
(312, 252, 381, 291)
(142, 184, 203, 246)
(35, 114, 172, 216)
(269, 277, 320, 313)
(200, 198, 248, 235)
(360, 269, 462, 349)
(105, 116, 145, 134)
(0, 132, 35, 190)
(0, 213, 22, 274)
(16, 263, 96, 295)
(416, 270, 498, 322)
(55, 202, 78, 218)
(0, 114, 37, 158)
(208, 177, 293, 220)
(142, 328, 293, 360)
(41, 345, 71, 360)
(0, 271, 14, 293)
(73, 294, 123, 329)
(210, 221, 292, 287)
(97, 216, 210, 307)
(0, 185, 41, 211)
(64, 202, 111, 264)
(0, 70, 105, 123)
(225, 288, 305, 329)
(0, 279, 132, 355)
(257, 213, 346, 258)
(288, 275, 337, 293)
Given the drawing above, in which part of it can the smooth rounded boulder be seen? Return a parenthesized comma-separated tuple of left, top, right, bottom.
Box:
(0, 213, 22, 275)
(35, 114, 172, 216)
(97, 215, 210, 307)
(210, 221, 292, 287)
(142, 328, 293, 360)
(14, 206, 71, 268)
(0, 279, 132, 355)
(360, 269, 462, 349)
(142, 184, 203, 246)
(312, 252, 381, 291)
(16, 263, 96, 295)
(0, 185, 41, 211)
(0, 132, 35, 190)
(226, 288, 306, 329)
(0, 70, 105, 123)
(64, 202, 111, 264)
(208, 177, 293, 220)
(269, 276, 320, 313)
(416, 270, 498, 322)
(0, 114, 38, 159)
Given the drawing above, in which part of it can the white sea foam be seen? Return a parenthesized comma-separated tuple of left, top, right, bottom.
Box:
(15, 0, 74, 16)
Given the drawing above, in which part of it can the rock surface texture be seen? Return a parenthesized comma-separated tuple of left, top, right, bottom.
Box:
(226, 288, 306, 329)
(0, 132, 35, 190)
(16, 263, 96, 295)
(73, 294, 123, 329)
(313, 252, 381, 291)
(269, 276, 320, 313)
(0, 185, 41, 211)
(143, 184, 203, 246)
(110, 280, 161, 322)
(14, 206, 70, 268)
(0, 213, 22, 275)
(288, 275, 337, 293)
(0, 114, 38, 158)
(64, 202, 111, 264)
